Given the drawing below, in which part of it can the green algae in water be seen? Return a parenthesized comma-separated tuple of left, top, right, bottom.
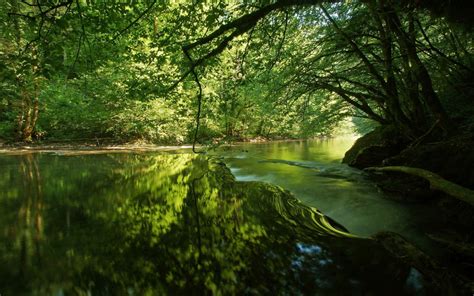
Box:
(0, 153, 426, 295)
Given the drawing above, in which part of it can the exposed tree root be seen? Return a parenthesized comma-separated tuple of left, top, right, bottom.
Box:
(365, 166, 474, 207)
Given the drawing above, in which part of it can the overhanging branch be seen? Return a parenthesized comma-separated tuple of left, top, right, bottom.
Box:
(172, 0, 323, 88)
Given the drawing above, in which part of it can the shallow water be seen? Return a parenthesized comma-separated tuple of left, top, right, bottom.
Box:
(0, 151, 429, 294)
(213, 138, 442, 247)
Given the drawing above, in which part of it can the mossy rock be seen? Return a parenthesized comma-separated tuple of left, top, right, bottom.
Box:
(343, 125, 409, 169)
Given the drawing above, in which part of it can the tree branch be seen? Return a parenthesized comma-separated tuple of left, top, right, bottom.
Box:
(319, 4, 388, 90)
(183, 50, 204, 154)
(415, 19, 473, 73)
(111, 1, 157, 42)
(268, 10, 289, 70)
(170, 0, 323, 89)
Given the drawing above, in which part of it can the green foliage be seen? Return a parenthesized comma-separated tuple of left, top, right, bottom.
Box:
(108, 99, 189, 144)
(38, 79, 109, 139)
(352, 116, 380, 136)
(0, 1, 472, 143)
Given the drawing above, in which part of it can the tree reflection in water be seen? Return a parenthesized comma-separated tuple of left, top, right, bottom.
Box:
(0, 153, 424, 295)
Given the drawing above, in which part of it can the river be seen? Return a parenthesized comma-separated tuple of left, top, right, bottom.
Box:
(0, 140, 441, 294)
(214, 138, 442, 242)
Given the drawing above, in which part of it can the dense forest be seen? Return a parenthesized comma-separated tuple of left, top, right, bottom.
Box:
(1, 0, 472, 146)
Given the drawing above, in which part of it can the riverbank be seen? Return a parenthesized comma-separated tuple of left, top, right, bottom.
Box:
(0, 136, 354, 154)
(342, 125, 474, 286)
(0, 143, 194, 155)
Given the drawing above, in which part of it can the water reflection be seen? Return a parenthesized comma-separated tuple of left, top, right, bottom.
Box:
(0, 153, 426, 294)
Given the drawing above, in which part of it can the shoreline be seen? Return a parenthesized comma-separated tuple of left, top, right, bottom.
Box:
(0, 144, 195, 155)
(0, 136, 358, 155)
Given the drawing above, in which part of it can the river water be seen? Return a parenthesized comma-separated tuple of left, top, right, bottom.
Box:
(0, 140, 440, 294)
(214, 138, 441, 241)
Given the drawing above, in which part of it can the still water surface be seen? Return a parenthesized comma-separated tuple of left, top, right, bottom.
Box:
(0, 141, 435, 294)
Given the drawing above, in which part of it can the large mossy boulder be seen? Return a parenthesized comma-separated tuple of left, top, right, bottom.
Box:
(342, 125, 409, 169)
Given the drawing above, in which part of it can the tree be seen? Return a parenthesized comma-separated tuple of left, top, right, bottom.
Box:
(1, 0, 472, 144)
(178, 0, 472, 142)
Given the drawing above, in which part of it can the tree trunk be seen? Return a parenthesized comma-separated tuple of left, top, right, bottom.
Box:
(16, 98, 25, 140)
(384, 0, 451, 135)
(9, 0, 41, 142)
